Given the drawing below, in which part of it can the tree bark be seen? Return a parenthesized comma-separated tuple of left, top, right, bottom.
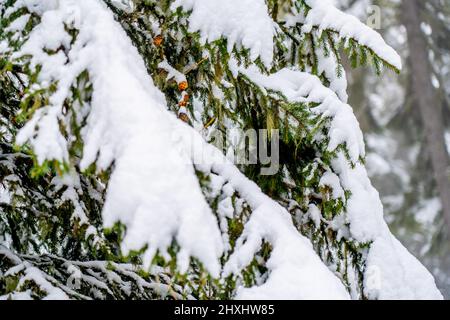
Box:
(401, 0, 450, 235)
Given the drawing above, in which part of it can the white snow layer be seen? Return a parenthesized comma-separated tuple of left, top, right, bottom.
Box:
(171, 0, 275, 67)
(172, 0, 401, 71)
(231, 62, 365, 163)
(0, 247, 69, 300)
(11, 0, 441, 300)
(14, 0, 224, 276)
(185, 126, 351, 300)
(285, 0, 402, 70)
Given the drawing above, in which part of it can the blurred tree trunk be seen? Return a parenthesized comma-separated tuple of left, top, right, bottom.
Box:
(401, 0, 450, 235)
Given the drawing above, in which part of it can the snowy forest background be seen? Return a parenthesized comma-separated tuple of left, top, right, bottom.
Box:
(336, 0, 450, 297)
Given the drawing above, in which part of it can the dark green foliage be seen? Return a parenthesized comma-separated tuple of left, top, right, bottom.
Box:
(0, 0, 398, 299)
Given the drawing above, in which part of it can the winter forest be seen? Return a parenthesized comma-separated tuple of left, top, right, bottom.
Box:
(0, 0, 449, 300)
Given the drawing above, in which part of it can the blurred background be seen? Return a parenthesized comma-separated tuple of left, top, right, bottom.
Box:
(335, 0, 450, 297)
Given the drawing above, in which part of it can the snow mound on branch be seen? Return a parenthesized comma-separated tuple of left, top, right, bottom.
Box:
(0, 247, 69, 300)
(332, 155, 443, 300)
(316, 46, 348, 103)
(233, 63, 441, 299)
(366, 236, 443, 299)
(10, 0, 440, 300)
(224, 190, 349, 300)
(12, 0, 350, 299)
(180, 126, 351, 300)
(285, 0, 402, 70)
(232, 62, 365, 163)
(171, 0, 275, 67)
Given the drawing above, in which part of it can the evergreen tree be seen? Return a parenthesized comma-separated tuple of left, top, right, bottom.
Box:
(0, 0, 443, 299)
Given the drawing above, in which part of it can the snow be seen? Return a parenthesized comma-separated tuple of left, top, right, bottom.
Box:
(320, 170, 345, 200)
(110, 0, 134, 13)
(0, 247, 69, 300)
(14, 0, 224, 278)
(158, 59, 187, 84)
(308, 204, 322, 228)
(316, 46, 348, 102)
(331, 152, 443, 299)
(331, 153, 386, 243)
(0, 246, 187, 300)
(229, 58, 441, 299)
(23, 267, 69, 300)
(0, 40, 8, 54)
(7, 0, 442, 300)
(366, 153, 391, 176)
(415, 198, 441, 225)
(366, 236, 443, 299)
(431, 74, 440, 89)
(181, 127, 351, 300)
(230, 203, 350, 300)
(284, 0, 402, 70)
(52, 170, 89, 225)
(4, 13, 30, 32)
(171, 0, 275, 67)
(0, 291, 33, 300)
(0, 185, 11, 204)
(420, 22, 432, 36)
(10, 0, 353, 299)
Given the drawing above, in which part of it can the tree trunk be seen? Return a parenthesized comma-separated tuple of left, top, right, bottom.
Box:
(401, 0, 450, 235)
